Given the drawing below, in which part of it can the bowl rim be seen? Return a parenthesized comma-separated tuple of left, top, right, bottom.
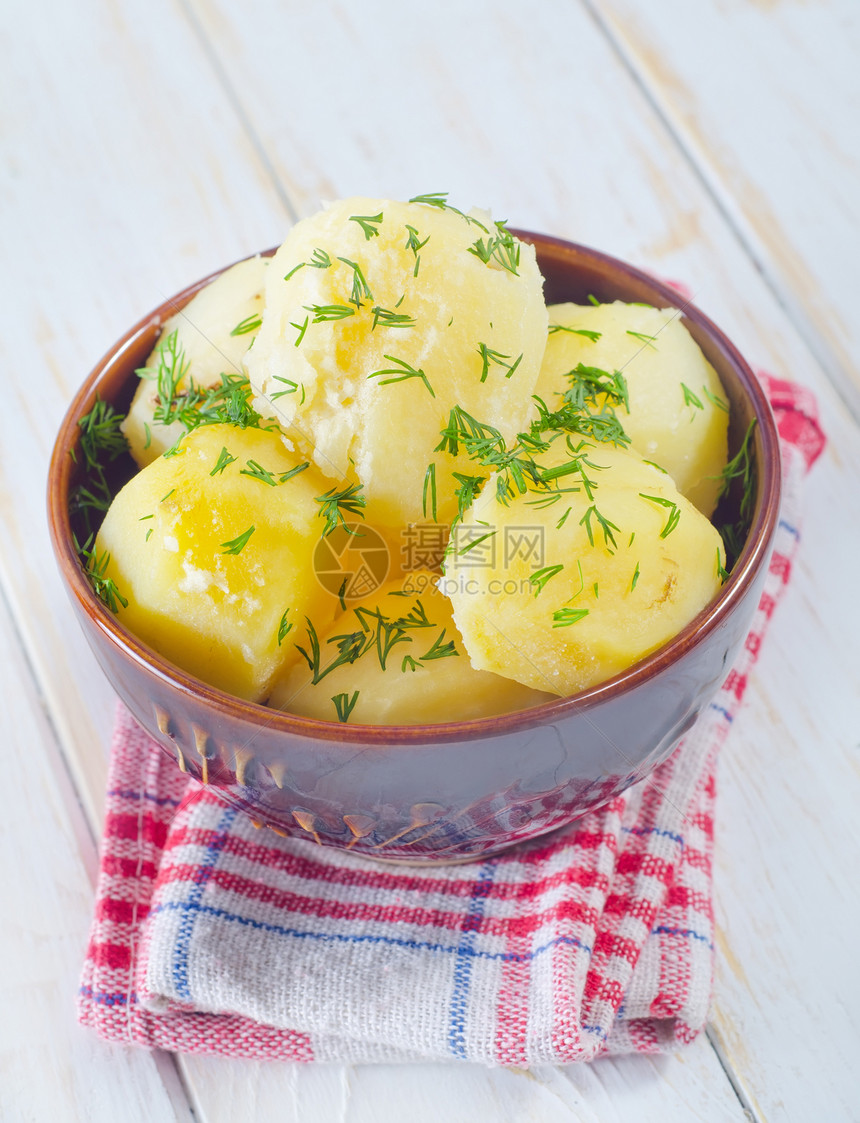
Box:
(47, 232, 781, 747)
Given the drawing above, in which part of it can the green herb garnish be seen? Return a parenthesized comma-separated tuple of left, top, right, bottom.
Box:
(369, 354, 434, 397)
(221, 525, 255, 554)
(371, 306, 415, 330)
(230, 313, 263, 337)
(552, 607, 590, 628)
(529, 564, 564, 596)
(639, 493, 681, 537)
(548, 325, 602, 342)
(78, 538, 128, 614)
(332, 690, 360, 723)
(316, 483, 367, 537)
(210, 447, 237, 476)
(277, 609, 293, 646)
(349, 212, 383, 240)
(681, 382, 704, 410)
(305, 303, 356, 323)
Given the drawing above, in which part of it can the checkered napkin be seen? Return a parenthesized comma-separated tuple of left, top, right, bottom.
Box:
(77, 374, 823, 1065)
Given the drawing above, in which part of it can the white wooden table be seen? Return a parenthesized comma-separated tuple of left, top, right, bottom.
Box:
(3, 1, 859, 1119)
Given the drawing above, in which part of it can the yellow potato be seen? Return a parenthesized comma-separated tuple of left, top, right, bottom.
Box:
(122, 256, 269, 467)
(95, 423, 336, 701)
(270, 572, 554, 724)
(535, 302, 729, 515)
(443, 438, 724, 697)
(246, 196, 547, 526)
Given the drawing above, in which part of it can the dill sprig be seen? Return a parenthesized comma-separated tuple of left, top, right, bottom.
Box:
(627, 329, 658, 350)
(529, 389, 630, 449)
(408, 192, 489, 232)
(70, 397, 130, 539)
(338, 257, 373, 307)
(240, 459, 278, 486)
(423, 463, 438, 521)
(369, 355, 434, 397)
(76, 537, 128, 614)
(145, 364, 269, 437)
(76, 398, 130, 469)
(552, 607, 589, 628)
(316, 483, 367, 537)
(455, 527, 496, 556)
(229, 313, 263, 337)
(220, 526, 255, 554)
(529, 564, 564, 597)
(639, 493, 681, 538)
(277, 609, 293, 646)
(468, 223, 520, 275)
(291, 316, 309, 347)
(682, 382, 704, 410)
(210, 447, 237, 476)
(451, 472, 486, 521)
(420, 629, 458, 661)
(548, 324, 602, 342)
(715, 419, 757, 567)
(279, 462, 310, 484)
(270, 375, 301, 400)
(404, 224, 429, 276)
(562, 364, 629, 414)
(579, 504, 620, 552)
(296, 596, 448, 687)
(703, 386, 730, 412)
(349, 212, 383, 240)
(141, 330, 192, 427)
(305, 303, 356, 323)
(476, 343, 523, 382)
(436, 407, 543, 504)
(332, 690, 360, 723)
(371, 305, 415, 330)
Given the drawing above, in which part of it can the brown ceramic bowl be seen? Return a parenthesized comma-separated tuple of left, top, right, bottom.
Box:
(47, 233, 780, 862)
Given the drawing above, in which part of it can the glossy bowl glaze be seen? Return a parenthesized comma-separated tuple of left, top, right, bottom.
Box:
(47, 234, 781, 862)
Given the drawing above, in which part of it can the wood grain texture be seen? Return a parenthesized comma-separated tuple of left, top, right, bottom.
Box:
(180, 1040, 748, 1123)
(0, 591, 194, 1121)
(2, 0, 859, 1118)
(0, 0, 288, 829)
(591, 0, 860, 416)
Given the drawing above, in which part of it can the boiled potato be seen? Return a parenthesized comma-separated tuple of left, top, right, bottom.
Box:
(123, 256, 269, 466)
(270, 572, 554, 724)
(534, 302, 729, 515)
(95, 423, 336, 701)
(246, 196, 547, 526)
(444, 437, 724, 697)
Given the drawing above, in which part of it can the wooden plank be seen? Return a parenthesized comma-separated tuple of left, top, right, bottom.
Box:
(589, 0, 860, 414)
(0, 589, 194, 1121)
(0, 0, 288, 829)
(180, 1037, 747, 1123)
(708, 432, 860, 1123)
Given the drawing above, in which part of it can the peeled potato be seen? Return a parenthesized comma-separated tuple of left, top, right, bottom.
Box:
(95, 423, 336, 701)
(270, 572, 554, 724)
(246, 196, 547, 526)
(122, 256, 269, 467)
(534, 302, 729, 515)
(444, 438, 724, 697)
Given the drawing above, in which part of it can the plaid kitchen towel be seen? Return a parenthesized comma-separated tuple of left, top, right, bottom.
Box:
(77, 373, 823, 1065)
